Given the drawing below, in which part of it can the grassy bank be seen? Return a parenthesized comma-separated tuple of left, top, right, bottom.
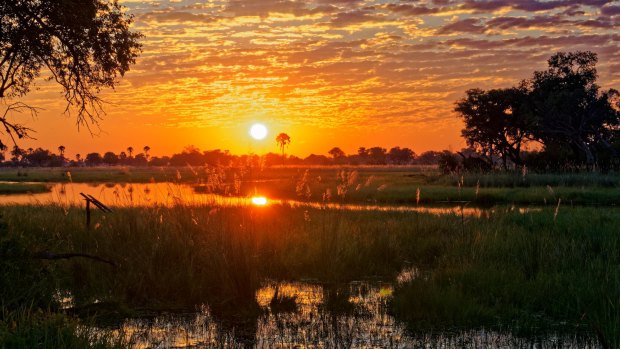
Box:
(0, 203, 618, 345)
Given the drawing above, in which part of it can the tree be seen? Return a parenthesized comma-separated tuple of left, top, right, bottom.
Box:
(275, 133, 291, 156)
(328, 147, 346, 160)
(0, 1, 142, 148)
(387, 147, 415, 165)
(456, 87, 533, 169)
(526, 51, 620, 165)
(57, 145, 65, 157)
(85, 152, 102, 166)
(367, 147, 387, 165)
(143, 146, 151, 160)
(127, 147, 134, 158)
(102, 151, 118, 165)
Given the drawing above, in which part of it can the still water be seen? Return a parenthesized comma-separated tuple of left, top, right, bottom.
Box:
(112, 280, 598, 348)
(0, 182, 537, 217)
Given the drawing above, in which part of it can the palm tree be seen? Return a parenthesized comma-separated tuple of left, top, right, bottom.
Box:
(127, 146, 134, 158)
(275, 133, 291, 156)
(58, 145, 65, 157)
(75, 153, 81, 162)
(143, 146, 151, 159)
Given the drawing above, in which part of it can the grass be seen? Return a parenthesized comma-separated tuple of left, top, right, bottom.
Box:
(0, 167, 619, 346)
(0, 308, 126, 349)
(0, 202, 618, 345)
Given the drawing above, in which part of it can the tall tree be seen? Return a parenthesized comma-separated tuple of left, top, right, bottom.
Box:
(127, 146, 134, 158)
(275, 133, 291, 156)
(526, 51, 620, 165)
(0, 0, 142, 148)
(57, 145, 65, 157)
(456, 87, 533, 169)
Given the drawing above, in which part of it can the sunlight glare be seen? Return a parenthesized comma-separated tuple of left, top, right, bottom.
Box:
(251, 196, 268, 206)
(250, 123, 268, 140)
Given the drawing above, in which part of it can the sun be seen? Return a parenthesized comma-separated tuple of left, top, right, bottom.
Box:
(249, 123, 268, 140)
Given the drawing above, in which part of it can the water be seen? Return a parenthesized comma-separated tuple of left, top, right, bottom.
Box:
(112, 280, 599, 348)
(0, 182, 539, 217)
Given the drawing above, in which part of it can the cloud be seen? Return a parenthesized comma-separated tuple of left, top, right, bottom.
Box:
(438, 18, 485, 34)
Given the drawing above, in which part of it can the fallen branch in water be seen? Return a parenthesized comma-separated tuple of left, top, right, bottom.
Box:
(32, 251, 118, 267)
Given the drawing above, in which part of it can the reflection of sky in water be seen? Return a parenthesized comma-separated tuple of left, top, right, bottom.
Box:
(0, 182, 540, 217)
(113, 282, 599, 349)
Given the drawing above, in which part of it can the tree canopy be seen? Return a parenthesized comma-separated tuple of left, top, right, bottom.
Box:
(0, 0, 142, 148)
(456, 51, 620, 170)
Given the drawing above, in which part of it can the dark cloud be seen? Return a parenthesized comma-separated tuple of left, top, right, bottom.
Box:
(601, 5, 620, 16)
(385, 4, 441, 16)
(328, 9, 386, 27)
(463, 0, 614, 12)
(141, 11, 216, 23)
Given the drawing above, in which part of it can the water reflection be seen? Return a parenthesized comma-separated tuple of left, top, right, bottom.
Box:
(115, 281, 599, 348)
(0, 182, 540, 217)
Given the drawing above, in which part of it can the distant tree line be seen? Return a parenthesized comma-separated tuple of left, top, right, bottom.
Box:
(455, 51, 620, 172)
(0, 144, 448, 168)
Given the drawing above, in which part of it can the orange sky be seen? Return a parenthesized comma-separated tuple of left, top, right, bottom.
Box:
(11, 0, 620, 158)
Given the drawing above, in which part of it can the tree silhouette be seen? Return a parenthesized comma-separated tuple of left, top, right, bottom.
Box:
(456, 87, 532, 169)
(127, 147, 134, 158)
(328, 147, 345, 159)
(526, 51, 620, 165)
(0, 0, 142, 148)
(275, 133, 291, 156)
(58, 145, 66, 157)
(143, 146, 151, 159)
(75, 154, 81, 163)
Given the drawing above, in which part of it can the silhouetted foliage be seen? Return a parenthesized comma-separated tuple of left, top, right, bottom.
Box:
(84, 152, 102, 166)
(275, 133, 291, 156)
(457, 51, 620, 171)
(0, 0, 142, 148)
(456, 87, 532, 169)
(102, 152, 118, 166)
(387, 147, 416, 165)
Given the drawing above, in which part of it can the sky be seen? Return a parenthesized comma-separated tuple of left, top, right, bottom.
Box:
(14, 0, 620, 158)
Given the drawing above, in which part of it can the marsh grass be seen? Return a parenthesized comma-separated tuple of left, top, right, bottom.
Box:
(1, 169, 619, 346)
(0, 307, 126, 349)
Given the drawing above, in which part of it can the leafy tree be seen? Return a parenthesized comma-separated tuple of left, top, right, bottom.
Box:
(0, 0, 142, 148)
(387, 147, 415, 165)
(57, 145, 65, 157)
(367, 147, 387, 165)
(126, 147, 134, 158)
(526, 51, 620, 165)
(102, 151, 118, 165)
(143, 146, 151, 159)
(275, 133, 291, 156)
(328, 147, 346, 160)
(456, 87, 533, 169)
(133, 153, 148, 166)
(84, 152, 102, 166)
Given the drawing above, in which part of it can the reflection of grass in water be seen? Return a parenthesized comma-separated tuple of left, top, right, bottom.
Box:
(0, 183, 51, 194)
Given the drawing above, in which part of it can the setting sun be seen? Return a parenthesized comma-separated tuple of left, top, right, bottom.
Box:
(251, 196, 268, 206)
(249, 123, 268, 140)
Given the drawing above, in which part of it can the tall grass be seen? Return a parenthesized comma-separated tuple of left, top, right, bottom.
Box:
(0, 199, 618, 345)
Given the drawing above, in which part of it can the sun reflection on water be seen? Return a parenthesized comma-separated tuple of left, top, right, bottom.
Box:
(251, 196, 268, 206)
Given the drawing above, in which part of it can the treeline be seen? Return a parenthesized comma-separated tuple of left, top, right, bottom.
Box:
(0, 144, 446, 167)
(455, 51, 620, 172)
